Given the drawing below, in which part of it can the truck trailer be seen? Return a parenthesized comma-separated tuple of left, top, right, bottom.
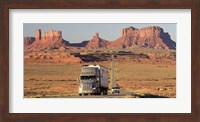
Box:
(78, 65, 109, 96)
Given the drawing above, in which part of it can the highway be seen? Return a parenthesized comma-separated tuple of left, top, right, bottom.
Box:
(65, 90, 138, 98)
(61, 90, 169, 98)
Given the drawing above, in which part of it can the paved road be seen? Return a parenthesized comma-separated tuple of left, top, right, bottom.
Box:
(61, 90, 168, 98)
(66, 90, 136, 98)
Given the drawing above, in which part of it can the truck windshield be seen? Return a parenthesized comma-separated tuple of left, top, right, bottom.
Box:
(81, 76, 96, 80)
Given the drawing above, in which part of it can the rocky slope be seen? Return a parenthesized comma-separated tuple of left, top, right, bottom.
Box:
(24, 52, 82, 64)
(85, 32, 110, 48)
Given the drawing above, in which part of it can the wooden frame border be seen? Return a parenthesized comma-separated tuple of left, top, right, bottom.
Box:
(0, 0, 200, 121)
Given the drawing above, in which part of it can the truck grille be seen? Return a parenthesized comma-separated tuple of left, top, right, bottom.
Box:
(83, 84, 92, 90)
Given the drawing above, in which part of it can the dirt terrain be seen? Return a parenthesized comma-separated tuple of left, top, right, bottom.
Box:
(24, 48, 176, 98)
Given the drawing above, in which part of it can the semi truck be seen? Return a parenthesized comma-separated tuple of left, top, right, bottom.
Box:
(78, 65, 109, 96)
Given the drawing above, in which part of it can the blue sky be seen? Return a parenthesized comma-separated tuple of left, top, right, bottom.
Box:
(24, 23, 176, 43)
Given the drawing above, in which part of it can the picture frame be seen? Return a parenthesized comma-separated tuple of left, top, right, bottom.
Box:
(0, 0, 199, 121)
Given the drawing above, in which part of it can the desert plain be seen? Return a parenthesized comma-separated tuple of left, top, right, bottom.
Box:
(24, 48, 176, 98)
(24, 26, 176, 98)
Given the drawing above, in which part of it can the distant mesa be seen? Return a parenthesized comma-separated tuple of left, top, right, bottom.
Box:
(107, 26, 176, 49)
(25, 29, 70, 50)
(69, 41, 89, 47)
(24, 37, 35, 46)
(24, 26, 176, 50)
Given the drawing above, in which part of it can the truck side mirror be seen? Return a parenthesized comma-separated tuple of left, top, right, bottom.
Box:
(77, 78, 80, 82)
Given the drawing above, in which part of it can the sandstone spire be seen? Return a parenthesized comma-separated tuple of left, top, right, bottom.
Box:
(93, 32, 99, 39)
(36, 29, 41, 40)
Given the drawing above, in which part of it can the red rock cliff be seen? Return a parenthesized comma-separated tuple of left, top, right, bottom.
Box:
(86, 32, 110, 48)
(25, 29, 69, 50)
(109, 26, 176, 49)
(24, 37, 35, 46)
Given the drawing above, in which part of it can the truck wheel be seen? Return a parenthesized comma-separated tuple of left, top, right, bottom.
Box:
(79, 94, 82, 96)
(103, 90, 107, 95)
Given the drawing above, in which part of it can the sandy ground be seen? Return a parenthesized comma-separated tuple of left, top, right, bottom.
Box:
(24, 49, 176, 98)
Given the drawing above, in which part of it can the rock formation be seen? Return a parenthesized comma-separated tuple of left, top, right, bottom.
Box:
(24, 37, 35, 46)
(85, 32, 110, 48)
(24, 26, 176, 50)
(69, 41, 89, 47)
(36, 29, 41, 40)
(108, 26, 176, 49)
(25, 29, 70, 50)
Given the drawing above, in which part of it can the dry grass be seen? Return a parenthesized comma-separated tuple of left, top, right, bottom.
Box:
(24, 80, 79, 98)
(25, 63, 82, 81)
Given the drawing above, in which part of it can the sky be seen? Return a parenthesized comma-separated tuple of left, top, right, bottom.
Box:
(24, 23, 176, 43)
